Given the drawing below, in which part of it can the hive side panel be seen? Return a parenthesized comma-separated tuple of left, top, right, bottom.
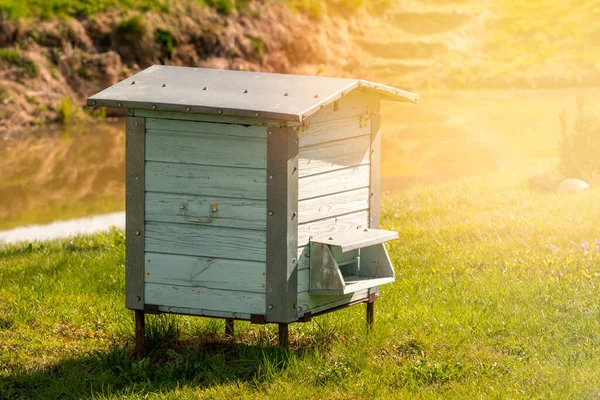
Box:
(143, 118, 267, 317)
(296, 100, 375, 315)
(303, 91, 380, 124)
(369, 114, 381, 229)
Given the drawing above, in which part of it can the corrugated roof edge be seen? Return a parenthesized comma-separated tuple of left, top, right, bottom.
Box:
(87, 78, 418, 123)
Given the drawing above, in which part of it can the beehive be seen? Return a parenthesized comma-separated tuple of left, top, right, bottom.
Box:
(88, 65, 418, 354)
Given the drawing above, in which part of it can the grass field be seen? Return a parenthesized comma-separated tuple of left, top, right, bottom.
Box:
(1, 165, 599, 399)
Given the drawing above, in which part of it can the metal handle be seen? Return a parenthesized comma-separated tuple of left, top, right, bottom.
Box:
(179, 201, 217, 224)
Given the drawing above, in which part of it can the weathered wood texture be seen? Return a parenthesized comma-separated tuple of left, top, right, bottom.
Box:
(146, 162, 266, 200)
(303, 91, 380, 124)
(126, 117, 145, 310)
(142, 119, 268, 316)
(146, 129, 266, 168)
(298, 211, 369, 248)
(299, 165, 369, 200)
(145, 283, 265, 315)
(369, 114, 381, 229)
(145, 252, 266, 292)
(297, 188, 369, 224)
(298, 133, 369, 178)
(145, 192, 266, 230)
(145, 222, 266, 261)
(295, 107, 375, 312)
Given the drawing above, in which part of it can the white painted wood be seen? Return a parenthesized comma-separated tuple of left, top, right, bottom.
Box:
(145, 222, 266, 262)
(146, 129, 266, 168)
(146, 161, 266, 200)
(145, 252, 266, 293)
(303, 91, 380, 124)
(145, 192, 266, 230)
(154, 305, 252, 320)
(298, 188, 369, 224)
(135, 109, 296, 128)
(309, 277, 394, 295)
(298, 134, 370, 178)
(145, 117, 267, 138)
(145, 283, 265, 315)
(299, 165, 370, 200)
(296, 288, 371, 314)
(298, 117, 370, 148)
(298, 210, 369, 247)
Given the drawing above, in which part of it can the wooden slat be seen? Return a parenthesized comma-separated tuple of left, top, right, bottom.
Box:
(146, 161, 266, 200)
(303, 91, 380, 124)
(145, 252, 266, 293)
(298, 117, 370, 148)
(145, 192, 266, 230)
(146, 129, 266, 168)
(146, 118, 267, 138)
(135, 109, 292, 128)
(299, 165, 370, 200)
(145, 283, 265, 315)
(153, 305, 252, 320)
(145, 222, 266, 262)
(298, 210, 369, 247)
(299, 135, 370, 178)
(298, 188, 369, 224)
(296, 288, 370, 314)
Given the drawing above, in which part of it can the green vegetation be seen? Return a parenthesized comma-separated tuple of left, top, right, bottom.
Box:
(2, 168, 600, 398)
(0, 48, 38, 77)
(0, 0, 170, 19)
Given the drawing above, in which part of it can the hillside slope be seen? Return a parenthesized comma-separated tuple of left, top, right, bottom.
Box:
(1, 0, 599, 134)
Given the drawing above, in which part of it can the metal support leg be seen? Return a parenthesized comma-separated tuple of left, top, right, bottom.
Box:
(225, 318, 235, 338)
(135, 310, 145, 359)
(278, 323, 289, 348)
(366, 293, 376, 331)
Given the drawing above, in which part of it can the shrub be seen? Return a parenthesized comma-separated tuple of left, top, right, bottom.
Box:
(0, 48, 39, 77)
(558, 99, 600, 181)
(114, 15, 147, 43)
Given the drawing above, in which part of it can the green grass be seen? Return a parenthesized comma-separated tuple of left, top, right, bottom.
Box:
(2, 167, 600, 398)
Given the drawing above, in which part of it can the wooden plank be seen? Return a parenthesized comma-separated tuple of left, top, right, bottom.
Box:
(298, 117, 370, 148)
(298, 134, 370, 178)
(146, 161, 266, 200)
(134, 109, 299, 128)
(265, 126, 299, 323)
(145, 252, 266, 293)
(304, 91, 380, 124)
(145, 283, 265, 315)
(145, 222, 266, 262)
(298, 210, 369, 247)
(370, 114, 381, 228)
(310, 243, 344, 293)
(145, 192, 266, 230)
(125, 116, 145, 310)
(145, 117, 267, 138)
(298, 188, 369, 224)
(296, 288, 371, 315)
(299, 165, 370, 200)
(153, 305, 252, 320)
(146, 129, 266, 168)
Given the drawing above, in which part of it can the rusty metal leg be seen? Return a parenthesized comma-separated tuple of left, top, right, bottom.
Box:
(278, 323, 289, 348)
(135, 310, 145, 359)
(366, 293, 375, 331)
(225, 318, 235, 338)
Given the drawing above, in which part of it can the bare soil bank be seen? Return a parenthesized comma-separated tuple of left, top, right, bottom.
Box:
(0, 3, 366, 136)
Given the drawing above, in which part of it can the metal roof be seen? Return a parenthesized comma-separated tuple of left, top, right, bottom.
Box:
(87, 65, 418, 122)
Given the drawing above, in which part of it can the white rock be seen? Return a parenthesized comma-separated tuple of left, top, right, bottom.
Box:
(557, 179, 590, 193)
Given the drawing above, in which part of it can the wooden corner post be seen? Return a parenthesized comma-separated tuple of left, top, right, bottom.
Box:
(126, 115, 146, 357)
(266, 127, 299, 347)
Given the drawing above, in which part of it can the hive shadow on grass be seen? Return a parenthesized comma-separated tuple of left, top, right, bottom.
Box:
(0, 317, 326, 399)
